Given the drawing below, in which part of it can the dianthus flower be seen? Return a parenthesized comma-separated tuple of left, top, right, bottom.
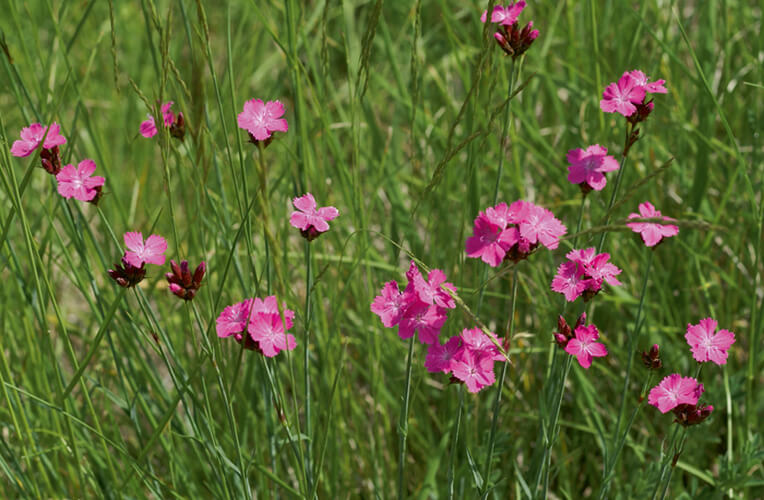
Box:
(56, 159, 105, 203)
(140, 101, 184, 140)
(600, 70, 667, 123)
(123, 232, 168, 267)
(480, 2, 526, 26)
(466, 200, 566, 267)
(647, 374, 703, 414)
(216, 296, 296, 357)
(289, 193, 339, 241)
(371, 261, 456, 345)
(424, 336, 462, 373)
(551, 248, 622, 302)
(237, 98, 288, 146)
(553, 312, 586, 348)
(166, 260, 206, 301)
(451, 349, 497, 393)
(684, 318, 736, 366)
(566, 145, 620, 193)
(626, 201, 679, 247)
(484, 3, 539, 60)
(11, 122, 67, 158)
(564, 323, 608, 369)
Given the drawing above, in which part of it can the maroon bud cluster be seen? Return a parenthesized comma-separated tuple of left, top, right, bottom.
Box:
(672, 403, 713, 427)
(170, 113, 186, 141)
(40, 146, 63, 175)
(641, 344, 663, 370)
(108, 257, 146, 288)
(165, 260, 206, 301)
(493, 21, 539, 60)
(553, 312, 586, 348)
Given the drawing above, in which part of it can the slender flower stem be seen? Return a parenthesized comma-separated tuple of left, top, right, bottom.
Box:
(396, 336, 416, 500)
(481, 267, 518, 495)
(597, 123, 633, 253)
(446, 384, 464, 500)
(539, 355, 573, 497)
(649, 424, 680, 500)
(303, 239, 314, 492)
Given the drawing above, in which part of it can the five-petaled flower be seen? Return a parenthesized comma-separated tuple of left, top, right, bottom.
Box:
(566, 145, 620, 193)
(564, 323, 608, 369)
(425, 327, 506, 393)
(684, 318, 736, 365)
(289, 193, 339, 241)
(11, 122, 67, 158)
(551, 248, 622, 302)
(626, 201, 679, 247)
(480, 2, 526, 26)
(56, 159, 105, 203)
(648, 374, 703, 414)
(600, 70, 667, 123)
(237, 98, 289, 145)
(216, 296, 297, 357)
(123, 232, 168, 268)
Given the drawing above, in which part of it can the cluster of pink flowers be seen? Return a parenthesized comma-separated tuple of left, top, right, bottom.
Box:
(551, 248, 622, 302)
(626, 201, 679, 247)
(553, 313, 608, 369)
(566, 145, 620, 194)
(482, 2, 539, 60)
(216, 296, 297, 357)
(108, 232, 168, 288)
(289, 193, 339, 241)
(465, 200, 567, 267)
(600, 70, 667, 122)
(140, 101, 185, 141)
(425, 328, 506, 393)
(11, 123, 105, 204)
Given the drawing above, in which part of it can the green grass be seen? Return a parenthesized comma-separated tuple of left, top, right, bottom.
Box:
(0, 0, 762, 498)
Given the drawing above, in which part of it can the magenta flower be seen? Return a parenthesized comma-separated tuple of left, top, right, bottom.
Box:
(11, 122, 66, 157)
(648, 374, 703, 414)
(460, 327, 505, 362)
(216, 299, 255, 339)
(289, 193, 339, 241)
(56, 159, 105, 203)
(247, 300, 297, 357)
(398, 301, 447, 345)
(370, 280, 406, 328)
(424, 336, 462, 373)
(684, 318, 736, 365)
(626, 201, 679, 247)
(600, 72, 646, 117)
(551, 248, 622, 302)
(450, 349, 496, 393)
(466, 200, 566, 266)
(550, 261, 587, 302)
(123, 232, 168, 267)
(480, 2, 526, 25)
(237, 98, 288, 142)
(628, 70, 668, 94)
(564, 323, 608, 369)
(140, 102, 177, 138)
(405, 262, 456, 310)
(566, 145, 620, 192)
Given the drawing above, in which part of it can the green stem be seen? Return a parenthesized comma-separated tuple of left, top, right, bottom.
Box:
(396, 336, 416, 500)
(304, 239, 314, 493)
(539, 355, 573, 498)
(446, 384, 464, 500)
(481, 267, 518, 495)
(597, 123, 633, 253)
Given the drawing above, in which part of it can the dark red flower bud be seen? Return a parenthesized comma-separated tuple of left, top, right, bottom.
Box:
(108, 256, 146, 288)
(40, 146, 62, 175)
(641, 343, 662, 370)
(165, 259, 206, 300)
(170, 112, 185, 141)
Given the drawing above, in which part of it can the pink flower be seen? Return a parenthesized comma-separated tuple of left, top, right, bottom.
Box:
(11, 122, 67, 157)
(566, 145, 620, 192)
(237, 99, 288, 142)
(460, 327, 505, 361)
(564, 324, 608, 369)
(628, 70, 668, 94)
(480, 2, 526, 25)
(370, 280, 407, 327)
(425, 336, 462, 373)
(551, 248, 622, 302)
(464, 212, 518, 267)
(648, 374, 703, 414)
(405, 262, 456, 310)
(550, 261, 587, 302)
(684, 318, 736, 365)
(518, 203, 567, 250)
(450, 349, 496, 393)
(216, 299, 254, 338)
(582, 252, 623, 288)
(626, 201, 679, 247)
(140, 102, 177, 138)
(123, 232, 168, 267)
(289, 193, 339, 240)
(247, 299, 297, 357)
(55, 159, 105, 202)
(600, 72, 646, 117)
(397, 301, 447, 345)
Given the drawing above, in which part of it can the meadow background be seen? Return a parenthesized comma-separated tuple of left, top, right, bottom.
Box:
(0, 0, 762, 498)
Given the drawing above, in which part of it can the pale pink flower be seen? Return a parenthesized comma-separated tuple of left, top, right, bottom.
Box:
(626, 201, 679, 247)
(450, 349, 496, 393)
(628, 70, 668, 94)
(247, 306, 297, 357)
(216, 299, 254, 338)
(684, 318, 736, 365)
(424, 336, 462, 373)
(600, 72, 646, 117)
(518, 203, 567, 250)
(648, 374, 703, 414)
(583, 252, 623, 288)
(237, 99, 288, 141)
(564, 324, 608, 369)
(566, 145, 620, 191)
(480, 2, 526, 25)
(289, 193, 339, 240)
(140, 102, 176, 138)
(11, 122, 66, 157)
(56, 159, 105, 202)
(370, 280, 406, 328)
(123, 232, 167, 267)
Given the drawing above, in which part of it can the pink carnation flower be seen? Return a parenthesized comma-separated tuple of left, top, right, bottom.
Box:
(405, 262, 456, 310)
(600, 72, 646, 117)
(237, 98, 288, 142)
(648, 374, 703, 414)
(480, 2, 526, 25)
(370, 280, 406, 328)
(424, 336, 462, 373)
(398, 301, 447, 345)
(289, 193, 339, 240)
(628, 70, 668, 94)
(626, 201, 679, 247)
(451, 349, 496, 394)
(550, 261, 587, 302)
(564, 323, 608, 369)
(464, 210, 519, 267)
(551, 248, 622, 302)
(11, 122, 66, 157)
(216, 299, 255, 338)
(247, 298, 297, 357)
(123, 232, 168, 267)
(566, 144, 620, 192)
(56, 159, 105, 202)
(684, 318, 736, 365)
(518, 203, 567, 250)
(460, 327, 505, 362)
(140, 102, 176, 138)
